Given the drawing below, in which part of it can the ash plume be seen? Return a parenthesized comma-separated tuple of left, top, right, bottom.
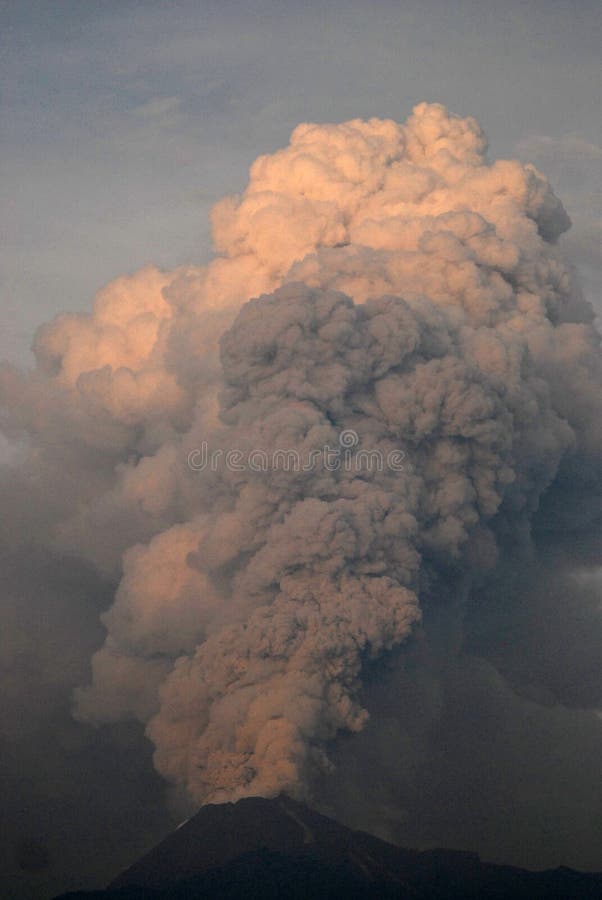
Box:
(1, 104, 600, 833)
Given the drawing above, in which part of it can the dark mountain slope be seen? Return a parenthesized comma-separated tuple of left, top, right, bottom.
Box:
(54, 795, 602, 899)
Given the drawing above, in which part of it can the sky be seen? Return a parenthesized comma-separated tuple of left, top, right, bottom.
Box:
(1, 3, 601, 899)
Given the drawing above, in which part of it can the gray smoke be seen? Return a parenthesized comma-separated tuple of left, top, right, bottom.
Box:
(1, 103, 600, 873)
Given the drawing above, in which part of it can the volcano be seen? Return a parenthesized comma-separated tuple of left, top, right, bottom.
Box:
(54, 795, 602, 899)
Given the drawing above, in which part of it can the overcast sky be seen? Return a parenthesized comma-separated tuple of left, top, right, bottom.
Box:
(2, 0, 601, 367)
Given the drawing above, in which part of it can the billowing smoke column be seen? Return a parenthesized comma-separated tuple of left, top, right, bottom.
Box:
(1, 104, 600, 807)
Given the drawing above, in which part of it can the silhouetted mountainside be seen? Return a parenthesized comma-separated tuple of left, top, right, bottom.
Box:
(54, 795, 602, 899)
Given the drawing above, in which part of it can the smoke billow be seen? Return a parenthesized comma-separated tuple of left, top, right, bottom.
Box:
(1, 104, 601, 843)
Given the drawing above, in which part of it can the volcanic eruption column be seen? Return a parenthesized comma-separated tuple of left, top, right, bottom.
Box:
(2, 103, 600, 806)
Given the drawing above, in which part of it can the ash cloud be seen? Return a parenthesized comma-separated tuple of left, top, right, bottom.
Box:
(1, 102, 601, 879)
